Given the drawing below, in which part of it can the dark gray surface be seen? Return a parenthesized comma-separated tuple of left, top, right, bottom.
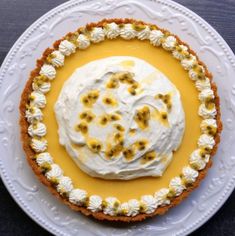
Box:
(0, 0, 234, 235)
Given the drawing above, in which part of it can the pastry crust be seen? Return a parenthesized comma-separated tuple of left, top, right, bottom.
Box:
(19, 18, 222, 222)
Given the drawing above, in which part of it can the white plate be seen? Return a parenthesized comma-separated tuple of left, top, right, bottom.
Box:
(0, 0, 235, 235)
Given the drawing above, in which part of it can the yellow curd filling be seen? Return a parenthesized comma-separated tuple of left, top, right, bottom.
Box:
(44, 39, 201, 201)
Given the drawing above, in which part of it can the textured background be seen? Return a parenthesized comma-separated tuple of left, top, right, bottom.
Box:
(0, 0, 234, 235)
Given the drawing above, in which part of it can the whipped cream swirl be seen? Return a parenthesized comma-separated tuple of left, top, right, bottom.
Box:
(169, 177, 185, 196)
(88, 195, 103, 212)
(189, 149, 209, 170)
(140, 195, 157, 214)
(25, 106, 43, 123)
(57, 176, 73, 195)
(30, 137, 47, 153)
(50, 51, 65, 67)
(69, 189, 87, 206)
(181, 55, 197, 70)
(28, 122, 47, 137)
(40, 64, 56, 80)
(29, 91, 46, 108)
(46, 164, 63, 181)
(127, 199, 140, 216)
(149, 30, 164, 46)
(90, 27, 105, 43)
(120, 24, 136, 40)
(105, 23, 120, 39)
(137, 26, 150, 40)
(162, 36, 177, 51)
(182, 166, 198, 183)
(154, 188, 170, 206)
(77, 34, 90, 49)
(36, 152, 53, 166)
(55, 56, 185, 180)
(59, 40, 76, 56)
(195, 77, 211, 91)
(32, 81, 51, 94)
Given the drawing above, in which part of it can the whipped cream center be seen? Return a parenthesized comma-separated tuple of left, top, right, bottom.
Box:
(55, 56, 185, 180)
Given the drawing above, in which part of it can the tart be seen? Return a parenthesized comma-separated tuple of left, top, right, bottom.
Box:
(19, 18, 222, 222)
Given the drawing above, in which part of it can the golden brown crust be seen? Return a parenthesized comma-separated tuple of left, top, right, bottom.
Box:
(19, 18, 222, 222)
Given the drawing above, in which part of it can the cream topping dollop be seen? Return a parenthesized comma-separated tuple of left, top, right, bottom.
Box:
(77, 34, 90, 49)
(140, 195, 157, 214)
(200, 119, 217, 134)
(28, 122, 47, 137)
(30, 137, 47, 153)
(55, 56, 185, 180)
(127, 199, 140, 216)
(46, 164, 63, 181)
(172, 45, 189, 60)
(198, 134, 215, 149)
(181, 55, 197, 70)
(169, 176, 185, 196)
(29, 91, 46, 108)
(149, 30, 164, 46)
(88, 195, 103, 212)
(40, 64, 56, 80)
(57, 176, 73, 195)
(36, 152, 53, 166)
(119, 202, 129, 215)
(105, 22, 120, 39)
(32, 81, 51, 94)
(25, 106, 43, 123)
(59, 40, 76, 56)
(120, 24, 136, 40)
(199, 88, 214, 102)
(199, 103, 217, 118)
(189, 149, 209, 170)
(50, 50, 65, 67)
(195, 77, 211, 91)
(103, 197, 120, 216)
(137, 26, 150, 40)
(90, 27, 105, 43)
(69, 189, 87, 206)
(189, 65, 205, 81)
(162, 36, 177, 51)
(154, 188, 170, 206)
(182, 166, 198, 183)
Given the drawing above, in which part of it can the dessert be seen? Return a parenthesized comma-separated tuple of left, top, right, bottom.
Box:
(20, 18, 222, 222)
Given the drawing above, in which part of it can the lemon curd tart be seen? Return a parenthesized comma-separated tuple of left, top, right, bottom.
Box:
(19, 18, 222, 222)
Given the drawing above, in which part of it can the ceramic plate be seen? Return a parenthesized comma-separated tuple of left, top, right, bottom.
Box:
(0, 0, 235, 235)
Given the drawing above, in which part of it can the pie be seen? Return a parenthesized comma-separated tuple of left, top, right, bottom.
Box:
(19, 18, 222, 222)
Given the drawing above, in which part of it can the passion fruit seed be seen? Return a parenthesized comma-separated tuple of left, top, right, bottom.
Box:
(128, 87, 137, 95)
(88, 140, 102, 153)
(110, 114, 120, 121)
(82, 90, 99, 107)
(205, 101, 215, 110)
(103, 97, 116, 106)
(134, 106, 151, 129)
(167, 103, 172, 110)
(106, 78, 119, 89)
(76, 122, 88, 134)
(136, 140, 147, 150)
(80, 112, 88, 119)
(114, 124, 125, 132)
(161, 112, 168, 120)
(142, 151, 156, 162)
(123, 147, 134, 160)
(100, 116, 109, 125)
